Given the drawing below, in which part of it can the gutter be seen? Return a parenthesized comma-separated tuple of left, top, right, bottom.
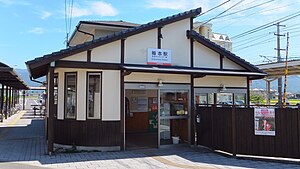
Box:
(76, 26, 95, 41)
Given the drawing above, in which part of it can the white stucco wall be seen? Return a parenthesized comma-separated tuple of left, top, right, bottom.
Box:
(194, 76, 247, 87)
(223, 57, 246, 70)
(125, 72, 190, 83)
(76, 70, 87, 121)
(161, 19, 190, 67)
(125, 29, 157, 64)
(54, 68, 121, 121)
(91, 40, 121, 63)
(61, 51, 87, 62)
(102, 70, 120, 120)
(194, 42, 220, 68)
(57, 72, 64, 120)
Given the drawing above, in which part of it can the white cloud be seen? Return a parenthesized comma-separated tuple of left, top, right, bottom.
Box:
(0, 0, 30, 6)
(146, 0, 210, 11)
(40, 10, 52, 19)
(28, 27, 45, 34)
(67, 1, 118, 18)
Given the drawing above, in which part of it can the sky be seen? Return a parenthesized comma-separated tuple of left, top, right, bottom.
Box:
(1, 0, 300, 69)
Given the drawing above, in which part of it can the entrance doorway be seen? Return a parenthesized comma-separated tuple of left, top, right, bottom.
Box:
(160, 90, 189, 145)
(124, 84, 190, 149)
(125, 89, 158, 149)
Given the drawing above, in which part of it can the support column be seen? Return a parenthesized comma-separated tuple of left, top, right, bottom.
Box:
(247, 77, 250, 107)
(22, 90, 25, 110)
(8, 87, 12, 117)
(48, 63, 55, 155)
(5, 86, 8, 119)
(0, 84, 4, 122)
(190, 75, 195, 145)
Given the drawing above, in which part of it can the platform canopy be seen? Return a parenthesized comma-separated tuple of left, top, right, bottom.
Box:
(256, 59, 300, 77)
(0, 62, 28, 90)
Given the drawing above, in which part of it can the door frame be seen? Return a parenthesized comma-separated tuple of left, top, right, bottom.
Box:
(124, 83, 191, 148)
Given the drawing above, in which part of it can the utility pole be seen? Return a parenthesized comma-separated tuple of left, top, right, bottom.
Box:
(283, 32, 289, 108)
(274, 23, 285, 107)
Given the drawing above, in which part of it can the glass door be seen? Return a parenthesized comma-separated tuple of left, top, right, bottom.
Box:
(159, 90, 189, 145)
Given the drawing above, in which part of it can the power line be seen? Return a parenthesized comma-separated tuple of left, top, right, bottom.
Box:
(197, 0, 231, 17)
(199, 0, 246, 27)
(231, 11, 300, 40)
(213, 0, 274, 20)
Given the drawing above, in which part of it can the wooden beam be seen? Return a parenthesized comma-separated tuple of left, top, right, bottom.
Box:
(47, 64, 55, 155)
(55, 60, 121, 70)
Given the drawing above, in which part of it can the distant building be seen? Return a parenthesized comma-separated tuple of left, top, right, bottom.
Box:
(193, 22, 232, 51)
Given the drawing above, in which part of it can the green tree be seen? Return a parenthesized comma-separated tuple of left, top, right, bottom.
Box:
(250, 94, 264, 105)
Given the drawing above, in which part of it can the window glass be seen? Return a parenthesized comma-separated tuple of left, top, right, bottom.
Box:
(65, 73, 76, 119)
(217, 93, 233, 106)
(234, 93, 246, 106)
(87, 73, 101, 119)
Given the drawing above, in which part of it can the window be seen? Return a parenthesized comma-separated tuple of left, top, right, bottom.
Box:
(87, 73, 101, 119)
(65, 73, 77, 119)
(54, 74, 58, 105)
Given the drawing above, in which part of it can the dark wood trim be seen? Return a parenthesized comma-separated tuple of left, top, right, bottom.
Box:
(56, 61, 120, 70)
(54, 119, 121, 147)
(232, 105, 236, 156)
(8, 87, 11, 116)
(64, 72, 77, 120)
(80, 21, 139, 29)
(120, 36, 125, 150)
(194, 86, 247, 89)
(86, 71, 103, 120)
(87, 50, 91, 62)
(124, 81, 191, 85)
(247, 77, 250, 107)
(121, 39, 125, 65)
(120, 70, 125, 150)
(0, 85, 4, 118)
(190, 75, 195, 145)
(187, 30, 264, 73)
(220, 54, 224, 70)
(48, 66, 55, 154)
(4, 86, 8, 118)
(158, 27, 162, 49)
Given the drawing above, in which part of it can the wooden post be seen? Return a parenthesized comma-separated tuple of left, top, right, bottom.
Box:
(5, 86, 8, 119)
(48, 63, 55, 155)
(120, 39, 125, 150)
(22, 90, 25, 110)
(0, 84, 4, 122)
(232, 105, 236, 156)
(247, 77, 250, 107)
(190, 75, 195, 145)
(8, 87, 11, 117)
(298, 106, 300, 158)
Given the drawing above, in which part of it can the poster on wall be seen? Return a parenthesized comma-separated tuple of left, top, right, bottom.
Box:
(254, 108, 275, 136)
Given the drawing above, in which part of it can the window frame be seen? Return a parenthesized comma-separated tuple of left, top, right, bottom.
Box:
(86, 71, 102, 120)
(64, 72, 77, 119)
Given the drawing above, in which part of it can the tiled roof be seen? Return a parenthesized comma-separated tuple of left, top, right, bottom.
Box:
(81, 20, 140, 27)
(26, 7, 202, 78)
(187, 30, 266, 74)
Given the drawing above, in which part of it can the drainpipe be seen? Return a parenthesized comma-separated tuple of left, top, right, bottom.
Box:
(76, 26, 95, 41)
(30, 77, 45, 85)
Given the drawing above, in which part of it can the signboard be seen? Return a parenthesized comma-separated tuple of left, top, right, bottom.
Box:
(147, 48, 171, 65)
(254, 108, 275, 136)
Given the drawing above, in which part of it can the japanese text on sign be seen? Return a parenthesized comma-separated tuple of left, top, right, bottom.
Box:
(147, 48, 172, 66)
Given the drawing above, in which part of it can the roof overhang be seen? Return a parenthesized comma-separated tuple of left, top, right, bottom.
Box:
(123, 66, 266, 79)
(257, 60, 300, 77)
(0, 63, 29, 90)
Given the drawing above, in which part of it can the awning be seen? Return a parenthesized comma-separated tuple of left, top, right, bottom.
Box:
(123, 66, 266, 79)
(0, 63, 29, 90)
(257, 59, 300, 77)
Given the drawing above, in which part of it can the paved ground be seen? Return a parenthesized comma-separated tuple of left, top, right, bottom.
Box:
(0, 100, 300, 169)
